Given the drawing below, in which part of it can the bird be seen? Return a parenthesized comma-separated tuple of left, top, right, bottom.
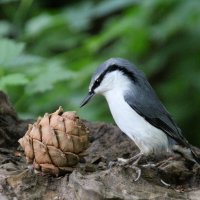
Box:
(80, 57, 200, 167)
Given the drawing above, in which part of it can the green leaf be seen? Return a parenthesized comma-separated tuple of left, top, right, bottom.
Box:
(25, 14, 54, 37)
(0, 38, 25, 65)
(0, 21, 12, 36)
(26, 63, 76, 94)
(25, 13, 65, 37)
(0, 73, 29, 89)
(63, 2, 94, 31)
(9, 54, 45, 67)
(0, 0, 18, 4)
(93, 0, 138, 17)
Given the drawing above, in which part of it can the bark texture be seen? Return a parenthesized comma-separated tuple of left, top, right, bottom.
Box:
(0, 91, 200, 200)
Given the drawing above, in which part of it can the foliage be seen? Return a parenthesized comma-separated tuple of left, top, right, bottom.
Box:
(0, 0, 200, 145)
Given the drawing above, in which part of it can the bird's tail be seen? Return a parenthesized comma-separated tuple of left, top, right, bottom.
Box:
(173, 145, 200, 165)
(191, 148, 200, 165)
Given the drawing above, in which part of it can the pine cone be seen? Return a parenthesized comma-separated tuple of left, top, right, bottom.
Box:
(18, 107, 89, 176)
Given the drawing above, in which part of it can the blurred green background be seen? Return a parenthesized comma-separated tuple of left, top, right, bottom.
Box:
(0, 0, 200, 146)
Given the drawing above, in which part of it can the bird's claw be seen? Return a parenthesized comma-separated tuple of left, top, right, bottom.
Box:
(160, 179, 171, 187)
(108, 158, 142, 181)
(108, 157, 132, 168)
(128, 165, 141, 181)
(108, 161, 117, 168)
(108, 160, 126, 168)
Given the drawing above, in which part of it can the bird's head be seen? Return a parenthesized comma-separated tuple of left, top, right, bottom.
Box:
(80, 58, 141, 107)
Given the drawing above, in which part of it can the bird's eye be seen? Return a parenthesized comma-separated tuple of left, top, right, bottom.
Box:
(96, 79, 100, 83)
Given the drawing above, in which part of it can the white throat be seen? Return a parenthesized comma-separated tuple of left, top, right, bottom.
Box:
(98, 71, 170, 155)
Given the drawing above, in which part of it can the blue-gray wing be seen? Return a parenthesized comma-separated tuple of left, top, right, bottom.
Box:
(124, 80, 190, 148)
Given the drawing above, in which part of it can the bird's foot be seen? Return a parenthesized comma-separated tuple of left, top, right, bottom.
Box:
(123, 152, 143, 165)
(128, 165, 141, 182)
(152, 155, 178, 168)
(108, 153, 143, 181)
(139, 155, 178, 170)
(109, 152, 143, 167)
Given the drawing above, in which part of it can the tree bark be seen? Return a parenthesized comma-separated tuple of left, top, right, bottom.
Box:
(0, 91, 200, 200)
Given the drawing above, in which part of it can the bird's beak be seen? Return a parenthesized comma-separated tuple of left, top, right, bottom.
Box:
(80, 91, 95, 107)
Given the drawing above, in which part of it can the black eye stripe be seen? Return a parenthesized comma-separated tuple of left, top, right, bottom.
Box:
(91, 64, 137, 92)
(93, 79, 101, 88)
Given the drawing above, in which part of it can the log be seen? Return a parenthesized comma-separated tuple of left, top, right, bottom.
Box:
(0, 91, 200, 200)
(0, 91, 33, 148)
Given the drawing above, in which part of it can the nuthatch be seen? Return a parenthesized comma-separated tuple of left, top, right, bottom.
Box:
(81, 58, 200, 166)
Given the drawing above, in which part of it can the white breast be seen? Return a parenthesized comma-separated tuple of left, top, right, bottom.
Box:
(104, 89, 170, 156)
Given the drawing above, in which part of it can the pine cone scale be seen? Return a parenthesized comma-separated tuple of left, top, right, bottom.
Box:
(33, 139, 52, 164)
(55, 130, 74, 152)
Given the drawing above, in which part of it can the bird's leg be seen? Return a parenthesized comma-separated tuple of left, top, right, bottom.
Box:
(109, 152, 143, 181)
(117, 152, 143, 166)
(139, 155, 175, 168)
(142, 145, 194, 169)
